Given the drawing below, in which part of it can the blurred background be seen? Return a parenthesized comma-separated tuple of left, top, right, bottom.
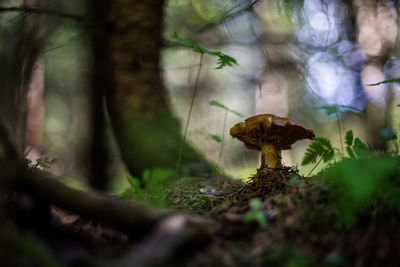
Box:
(2, 0, 399, 190)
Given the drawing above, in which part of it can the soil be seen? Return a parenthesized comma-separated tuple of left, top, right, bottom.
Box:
(3, 165, 400, 266)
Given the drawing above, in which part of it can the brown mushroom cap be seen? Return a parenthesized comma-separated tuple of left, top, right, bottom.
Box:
(230, 114, 315, 150)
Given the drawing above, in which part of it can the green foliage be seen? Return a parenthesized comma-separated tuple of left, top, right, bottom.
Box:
(344, 130, 353, 146)
(265, 244, 314, 267)
(301, 137, 334, 166)
(344, 130, 374, 159)
(312, 104, 363, 116)
(26, 156, 59, 169)
(121, 168, 174, 207)
(208, 134, 223, 143)
(367, 78, 400, 86)
(5, 230, 62, 267)
(171, 32, 238, 69)
(243, 198, 267, 227)
(325, 157, 399, 224)
(35, 157, 59, 168)
(302, 131, 374, 168)
(209, 100, 244, 117)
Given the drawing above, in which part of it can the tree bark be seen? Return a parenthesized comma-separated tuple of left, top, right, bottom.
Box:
(0, 0, 47, 151)
(87, 0, 110, 190)
(104, 0, 211, 181)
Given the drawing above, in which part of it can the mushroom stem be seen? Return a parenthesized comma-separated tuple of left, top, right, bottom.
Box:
(260, 144, 282, 168)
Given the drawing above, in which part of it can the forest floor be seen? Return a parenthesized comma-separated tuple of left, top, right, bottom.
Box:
(2, 163, 400, 267)
(171, 166, 400, 267)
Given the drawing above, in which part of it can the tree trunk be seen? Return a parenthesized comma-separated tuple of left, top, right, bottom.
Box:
(0, 0, 47, 152)
(87, 0, 110, 190)
(104, 0, 211, 181)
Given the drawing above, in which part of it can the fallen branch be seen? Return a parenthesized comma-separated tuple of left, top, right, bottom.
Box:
(104, 214, 217, 267)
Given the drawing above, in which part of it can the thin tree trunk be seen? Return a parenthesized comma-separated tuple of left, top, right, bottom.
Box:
(87, 0, 110, 190)
(104, 0, 211, 181)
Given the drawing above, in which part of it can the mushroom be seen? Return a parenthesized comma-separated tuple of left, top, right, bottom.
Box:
(230, 114, 315, 169)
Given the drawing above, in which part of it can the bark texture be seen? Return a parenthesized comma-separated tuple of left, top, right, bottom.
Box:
(105, 0, 211, 180)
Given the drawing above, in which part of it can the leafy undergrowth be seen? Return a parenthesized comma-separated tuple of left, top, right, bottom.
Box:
(183, 156, 400, 267)
(5, 153, 400, 266)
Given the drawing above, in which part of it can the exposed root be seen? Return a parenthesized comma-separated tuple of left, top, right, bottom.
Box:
(232, 166, 307, 205)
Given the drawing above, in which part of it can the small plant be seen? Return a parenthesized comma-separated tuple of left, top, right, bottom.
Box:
(302, 136, 335, 175)
(209, 100, 243, 164)
(344, 130, 374, 159)
(26, 156, 59, 169)
(367, 77, 400, 86)
(208, 134, 223, 143)
(312, 105, 362, 156)
(325, 156, 399, 225)
(243, 198, 267, 227)
(121, 168, 174, 207)
(302, 130, 372, 175)
(171, 32, 238, 177)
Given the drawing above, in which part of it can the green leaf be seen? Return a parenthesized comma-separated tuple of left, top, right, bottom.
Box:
(142, 168, 174, 188)
(312, 105, 337, 116)
(35, 157, 59, 169)
(254, 212, 268, 227)
(312, 105, 362, 116)
(249, 198, 262, 210)
(322, 149, 334, 163)
(367, 78, 400, 86)
(209, 100, 244, 117)
(127, 176, 140, 190)
(148, 168, 174, 186)
(336, 105, 363, 115)
(346, 147, 356, 158)
(215, 52, 238, 69)
(142, 169, 152, 184)
(345, 130, 353, 146)
(353, 138, 372, 158)
(208, 134, 223, 143)
(326, 157, 398, 224)
(302, 137, 334, 165)
(209, 100, 226, 110)
(171, 32, 238, 69)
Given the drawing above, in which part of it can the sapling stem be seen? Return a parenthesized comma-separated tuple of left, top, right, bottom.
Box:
(175, 53, 204, 178)
(218, 109, 228, 165)
(335, 109, 344, 157)
(307, 150, 327, 177)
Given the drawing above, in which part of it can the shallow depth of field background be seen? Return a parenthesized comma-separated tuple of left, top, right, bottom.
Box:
(3, 0, 398, 189)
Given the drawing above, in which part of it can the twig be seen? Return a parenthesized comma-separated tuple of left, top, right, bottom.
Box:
(307, 151, 327, 177)
(175, 53, 204, 177)
(105, 215, 217, 267)
(218, 109, 228, 164)
(0, 6, 86, 22)
(335, 109, 344, 157)
(194, 0, 261, 34)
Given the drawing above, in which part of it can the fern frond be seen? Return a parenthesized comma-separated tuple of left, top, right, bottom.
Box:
(345, 130, 353, 146)
(301, 137, 333, 165)
(353, 138, 372, 158)
(346, 146, 356, 158)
